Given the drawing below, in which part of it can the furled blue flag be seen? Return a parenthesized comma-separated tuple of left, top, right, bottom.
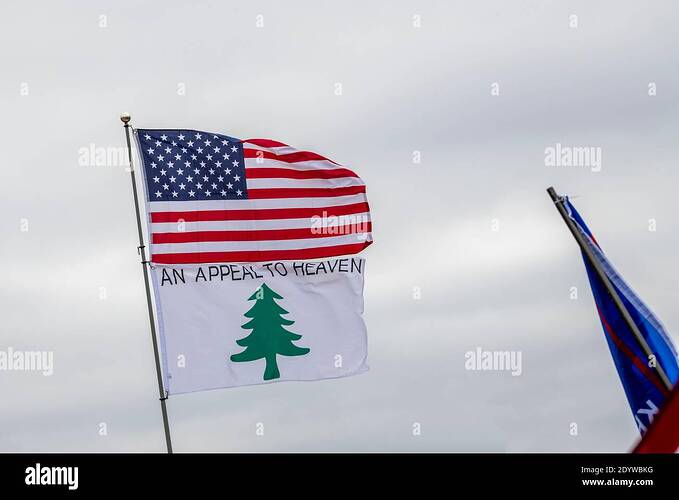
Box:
(564, 197, 679, 433)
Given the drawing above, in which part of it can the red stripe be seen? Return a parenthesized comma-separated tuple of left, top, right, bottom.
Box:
(248, 185, 365, 200)
(243, 138, 289, 148)
(245, 167, 359, 179)
(153, 222, 372, 244)
(244, 148, 337, 164)
(150, 201, 370, 223)
(596, 305, 670, 396)
(590, 233, 601, 248)
(152, 241, 372, 264)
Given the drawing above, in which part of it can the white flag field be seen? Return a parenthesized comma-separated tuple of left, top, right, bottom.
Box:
(150, 257, 368, 394)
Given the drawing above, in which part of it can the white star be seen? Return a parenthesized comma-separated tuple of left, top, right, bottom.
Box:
(188, 141, 194, 147)
(214, 147, 220, 153)
(186, 175, 193, 182)
(169, 176, 176, 183)
(150, 162, 157, 168)
(176, 168, 184, 175)
(153, 176, 160, 183)
(211, 183, 217, 189)
(206, 154, 213, 160)
(232, 160, 239, 167)
(236, 190, 243, 196)
(220, 190, 227, 197)
(175, 154, 181, 160)
(202, 175, 209, 182)
(234, 174, 241, 181)
(191, 154, 197, 160)
(205, 190, 212, 197)
(197, 147, 203, 154)
(171, 191, 178, 198)
(225, 168, 231, 175)
(181, 148, 187, 153)
(221, 140, 228, 145)
(178, 134, 185, 141)
(189, 190, 195, 197)
(144, 134, 151, 140)
(155, 140, 161, 147)
(155, 190, 162, 198)
(167, 162, 174, 168)
(165, 147, 171, 154)
(147, 148, 154, 154)
(209, 168, 215, 175)
(231, 146, 238, 152)
(184, 161, 190, 167)
(200, 161, 206, 168)
(195, 133, 202, 139)
(227, 182, 233, 189)
(196, 182, 203, 189)
(160, 169, 167, 176)
(205, 139, 211, 146)
(223, 153, 230, 160)
(215, 161, 222, 167)
(218, 175, 224, 182)
(161, 134, 168, 141)
(171, 141, 177, 147)
(162, 183, 169, 190)
(193, 168, 200, 174)
(157, 155, 164, 161)
(179, 183, 186, 190)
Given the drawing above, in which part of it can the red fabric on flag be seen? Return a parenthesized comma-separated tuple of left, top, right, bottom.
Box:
(136, 130, 373, 264)
(633, 383, 679, 453)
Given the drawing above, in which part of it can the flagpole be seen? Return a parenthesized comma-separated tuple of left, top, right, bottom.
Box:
(121, 112, 174, 453)
(547, 186, 673, 392)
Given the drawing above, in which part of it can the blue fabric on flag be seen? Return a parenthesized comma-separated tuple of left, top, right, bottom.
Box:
(564, 197, 679, 433)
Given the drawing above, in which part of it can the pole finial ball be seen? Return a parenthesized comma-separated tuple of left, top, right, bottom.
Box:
(120, 112, 131, 124)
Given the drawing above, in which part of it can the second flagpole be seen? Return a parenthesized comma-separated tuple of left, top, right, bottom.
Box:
(546, 186, 673, 392)
(121, 112, 174, 454)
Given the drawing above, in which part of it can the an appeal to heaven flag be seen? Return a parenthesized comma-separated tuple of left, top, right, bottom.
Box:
(151, 257, 368, 394)
(134, 129, 372, 264)
(564, 198, 679, 433)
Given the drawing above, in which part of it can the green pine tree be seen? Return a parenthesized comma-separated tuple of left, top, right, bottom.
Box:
(230, 283, 310, 380)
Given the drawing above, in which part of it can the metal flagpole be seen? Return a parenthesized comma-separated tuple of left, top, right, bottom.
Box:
(547, 186, 673, 392)
(121, 112, 174, 453)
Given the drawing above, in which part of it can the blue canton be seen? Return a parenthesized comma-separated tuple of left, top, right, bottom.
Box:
(137, 129, 247, 202)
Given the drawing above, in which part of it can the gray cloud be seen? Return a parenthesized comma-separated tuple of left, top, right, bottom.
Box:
(1, 0, 677, 452)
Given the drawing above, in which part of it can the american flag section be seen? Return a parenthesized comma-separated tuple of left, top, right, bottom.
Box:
(134, 129, 372, 264)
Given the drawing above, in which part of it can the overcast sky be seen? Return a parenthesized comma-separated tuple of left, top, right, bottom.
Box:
(2, 0, 679, 452)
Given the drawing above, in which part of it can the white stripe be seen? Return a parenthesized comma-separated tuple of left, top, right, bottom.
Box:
(148, 193, 368, 213)
(242, 143, 298, 155)
(244, 158, 344, 171)
(247, 177, 364, 189)
(151, 232, 372, 254)
(151, 213, 371, 232)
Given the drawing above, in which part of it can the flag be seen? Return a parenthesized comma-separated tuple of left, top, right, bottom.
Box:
(633, 383, 679, 453)
(564, 197, 679, 433)
(150, 257, 368, 393)
(134, 129, 372, 264)
(131, 127, 372, 392)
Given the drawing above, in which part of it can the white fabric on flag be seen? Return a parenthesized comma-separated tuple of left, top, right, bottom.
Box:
(150, 257, 368, 394)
